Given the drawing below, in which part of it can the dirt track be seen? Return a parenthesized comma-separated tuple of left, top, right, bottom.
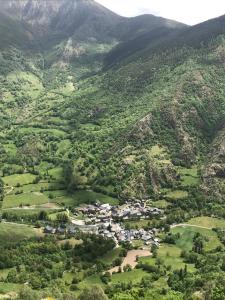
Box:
(109, 249, 151, 274)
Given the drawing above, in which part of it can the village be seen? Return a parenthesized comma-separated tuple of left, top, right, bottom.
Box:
(44, 199, 163, 247)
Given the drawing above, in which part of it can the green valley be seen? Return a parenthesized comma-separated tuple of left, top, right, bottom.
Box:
(0, 0, 225, 299)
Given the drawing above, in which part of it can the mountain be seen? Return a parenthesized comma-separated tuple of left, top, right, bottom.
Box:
(1, 0, 185, 42)
(0, 0, 186, 75)
(0, 0, 225, 202)
(1, 2, 225, 298)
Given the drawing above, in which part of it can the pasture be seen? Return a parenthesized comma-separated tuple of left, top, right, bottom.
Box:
(3, 173, 36, 187)
(140, 244, 196, 272)
(0, 223, 40, 245)
(166, 190, 188, 200)
(3, 192, 49, 208)
(188, 216, 225, 229)
(171, 225, 221, 252)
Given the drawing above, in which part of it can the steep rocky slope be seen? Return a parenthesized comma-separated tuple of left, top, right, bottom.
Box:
(0, 0, 186, 74)
(0, 0, 225, 202)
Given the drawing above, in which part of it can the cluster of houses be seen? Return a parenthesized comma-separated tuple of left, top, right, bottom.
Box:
(44, 200, 162, 247)
(44, 224, 76, 235)
(76, 200, 163, 222)
(97, 220, 160, 246)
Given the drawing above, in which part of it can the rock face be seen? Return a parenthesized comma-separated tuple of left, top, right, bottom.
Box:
(1, 0, 121, 41)
(0, 0, 186, 46)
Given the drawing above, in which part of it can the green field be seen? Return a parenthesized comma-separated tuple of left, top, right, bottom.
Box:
(188, 217, 225, 229)
(79, 268, 148, 290)
(152, 200, 170, 209)
(0, 223, 40, 244)
(0, 282, 22, 294)
(3, 173, 36, 187)
(171, 226, 221, 252)
(50, 190, 119, 207)
(166, 190, 188, 200)
(2, 208, 58, 217)
(3, 192, 49, 208)
(123, 219, 151, 229)
(12, 182, 65, 194)
(111, 269, 148, 284)
(140, 244, 195, 272)
(100, 248, 122, 265)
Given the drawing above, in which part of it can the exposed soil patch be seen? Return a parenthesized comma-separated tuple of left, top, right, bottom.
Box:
(109, 249, 151, 274)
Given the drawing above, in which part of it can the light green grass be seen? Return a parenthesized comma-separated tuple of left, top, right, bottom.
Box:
(150, 145, 165, 157)
(166, 190, 188, 200)
(111, 269, 148, 284)
(0, 269, 12, 280)
(13, 182, 65, 194)
(0, 223, 39, 244)
(48, 167, 64, 181)
(51, 190, 119, 207)
(7, 71, 44, 99)
(2, 208, 57, 217)
(152, 200, 170, 209)
(0, 282, 22, 294)
(100, 248, 121, 265)
(79, 270, 149, 289)
(188, 217, 225, 229)
(179, 166, 200, 187)
(57, 140, 71, 155)
(179, 166, 198, 177)
(4, 143, 17, 156)
(3, 173, 36, 187)
(123, 219, 150, 229)
(78, 274, 103, 289)
(18, 127, 67, 138)
(48, 210, 68, 221)
(140, 244, 195, 272)
(3, 192, 49, 208)
(172, 226, 221, 252)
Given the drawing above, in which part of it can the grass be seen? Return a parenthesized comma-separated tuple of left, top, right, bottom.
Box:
(48, 167, 64, 181)
(18, 127, 67, 138)
(57, 238, 82, 247)
(2, 208, 57, 217)
(123, 219, 150, 229)
(100, 248, 122, 265)
(171, 226, 222, 252)
(140, 244, 196, 272)
(48, 210, 68, 221)
(12, 182, 65, 194)
(188, 216, 225, 229)
(3, 192, 49, 208)
(0, 282, 22, 294)
(166, 190, 188, 200)
(179, 166, 200, 187)
(3, 173, 36, 187)
(79, 269, 148, 290)
(78, 274, 103, 289)
(152, 200, 170, 209)
(150, 145, 165, 157)
(51, 190, 119, 207)
(111, 269, 148, 284)
(181, 176, 200, 186)
(4, 143, 17, 156)
(132, 240, 145, 248)
(0, 223, 40, 245)
(0, 269, 12, 280)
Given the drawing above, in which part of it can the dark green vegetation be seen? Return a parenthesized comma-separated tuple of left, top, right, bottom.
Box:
(0, 0, 225, 299)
